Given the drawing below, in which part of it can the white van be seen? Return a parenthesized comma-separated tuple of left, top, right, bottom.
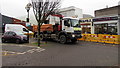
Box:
(5, 24, 33, 35)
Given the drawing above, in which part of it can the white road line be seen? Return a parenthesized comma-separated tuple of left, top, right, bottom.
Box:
(2, 47, 45, 56)
(1, 44, 39, 48)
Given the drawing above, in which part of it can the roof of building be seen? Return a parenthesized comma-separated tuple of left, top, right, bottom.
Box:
(60, 6, 82, 12)
(83, 14, 93, 18)
(95, 5, 118, 12)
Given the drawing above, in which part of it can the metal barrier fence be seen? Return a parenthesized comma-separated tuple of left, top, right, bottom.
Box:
(78, 34, 120, 44)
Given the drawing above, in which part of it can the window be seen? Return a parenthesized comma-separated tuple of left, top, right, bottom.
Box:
(70, 19, 80, 27)
(4, 32, 9, 35)
(95, 24, 108, 34)
(94, 23, 117, 35)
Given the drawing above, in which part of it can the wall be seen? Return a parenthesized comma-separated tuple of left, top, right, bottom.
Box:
(60, 6, 83, 18)
(75, 8, 83, 18)
(2, 15, 13, 33)
(2, 15, 13, 25)
(95, 6, 118, 17)
(60, 9, 75, 17)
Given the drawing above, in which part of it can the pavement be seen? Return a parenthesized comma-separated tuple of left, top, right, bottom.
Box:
(1, 38, 119, 67)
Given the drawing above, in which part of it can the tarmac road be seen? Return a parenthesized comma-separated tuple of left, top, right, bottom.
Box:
(2, 40, 119, 67)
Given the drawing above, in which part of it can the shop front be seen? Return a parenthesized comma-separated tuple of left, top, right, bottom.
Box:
(93, 16, 118, 35)
(80, 18, 93, 34)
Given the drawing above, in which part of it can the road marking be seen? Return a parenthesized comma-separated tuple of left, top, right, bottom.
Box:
(17, 52, 26, 55)
(2, 48, 45, 56)
(1, 44, 38, 48)
(2, 43, 46, 56)
(2, 51, 18, 56)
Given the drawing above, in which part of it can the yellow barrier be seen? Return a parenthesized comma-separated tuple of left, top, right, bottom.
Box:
(98, 34, 103, 42)
(112, 35, 120, 44)
(78, 34, 85, 41)
(78, 34, 120, 44)
(101, 34, 110, 43)
(85, 34, 91, 41)
(90, 34, 99, 42)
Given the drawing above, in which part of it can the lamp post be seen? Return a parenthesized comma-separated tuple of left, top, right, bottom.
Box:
(25, 3, 32, 43)
(25, 3, 32, 22)
(118, 1, 120, 35)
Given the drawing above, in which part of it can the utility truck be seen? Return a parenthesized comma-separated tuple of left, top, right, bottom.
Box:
(33, 14, 82, 44)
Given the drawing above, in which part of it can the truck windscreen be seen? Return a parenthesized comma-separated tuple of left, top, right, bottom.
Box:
(70, 19, 80, 27)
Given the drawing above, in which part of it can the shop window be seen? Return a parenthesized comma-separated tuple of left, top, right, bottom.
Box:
(95, 24, 108, 34)
(82, 25, 91, 34)
(94, 23, 117, 35)
(107, 23, 117, 35)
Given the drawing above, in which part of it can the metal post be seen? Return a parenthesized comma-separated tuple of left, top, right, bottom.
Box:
(118, 3, 120, 35)
(26, 9, 30, 43)
(27, 10, 29, 22)
(25, 3, 32, 43)
(118, 14, 120, 35)
(91, 20, 94, 34)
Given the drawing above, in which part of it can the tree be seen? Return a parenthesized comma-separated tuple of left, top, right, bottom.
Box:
(31, 0, 61, 46)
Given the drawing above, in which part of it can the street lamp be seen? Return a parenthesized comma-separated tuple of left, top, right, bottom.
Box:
(25, 3, 32, 22)
(25, 3, 32, 43)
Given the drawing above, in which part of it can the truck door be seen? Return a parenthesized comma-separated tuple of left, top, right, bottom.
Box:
(62, 19, 74, 33)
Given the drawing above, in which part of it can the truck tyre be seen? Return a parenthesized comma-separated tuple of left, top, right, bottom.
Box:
(59, 35, 67, 44)
(2, 38, 5, 43)
(40, 34, 45, 41)
(34, 34, 38, 39)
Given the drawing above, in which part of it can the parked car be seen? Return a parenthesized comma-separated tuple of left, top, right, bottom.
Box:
(2, 31, 28, 44)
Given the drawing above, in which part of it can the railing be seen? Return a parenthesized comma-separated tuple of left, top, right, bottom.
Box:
(78, 34, 120, 44)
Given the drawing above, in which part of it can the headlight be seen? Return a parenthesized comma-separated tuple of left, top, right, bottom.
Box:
(72, 34, 75, 37)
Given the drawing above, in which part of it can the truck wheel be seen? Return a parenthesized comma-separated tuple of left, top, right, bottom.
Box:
(40, 34, 45, 41)
(59, 35, 67, 44)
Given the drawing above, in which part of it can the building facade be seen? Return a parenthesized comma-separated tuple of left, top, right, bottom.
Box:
(93, 16, 118, 35)
(95, 6, 118, 17)
(94, 6, 120, 35)
(60, 6, 83, 18)
(80, 18, 94, 34)
(1, 15, 29, 33)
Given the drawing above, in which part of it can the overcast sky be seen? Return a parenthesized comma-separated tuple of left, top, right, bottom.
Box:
(0, 0, 120, 18)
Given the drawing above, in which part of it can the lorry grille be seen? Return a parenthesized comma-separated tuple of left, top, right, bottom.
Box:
(74, 31, 81, 34)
